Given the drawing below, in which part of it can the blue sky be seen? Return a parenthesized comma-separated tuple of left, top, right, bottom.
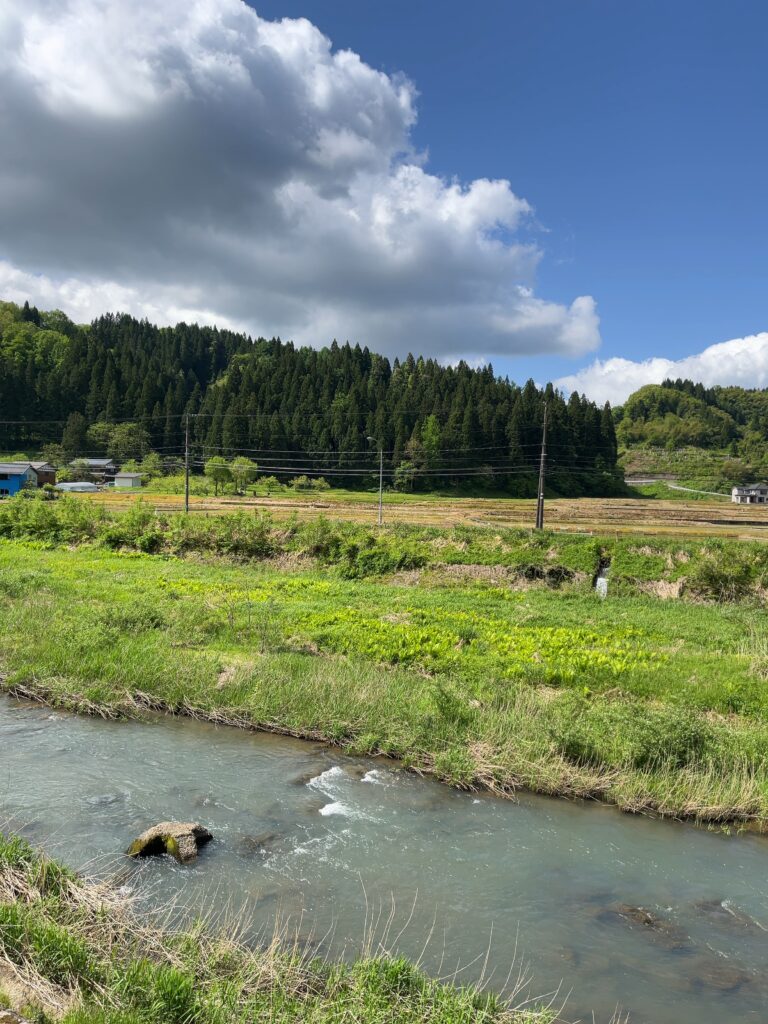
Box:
(2, 0, 767, 403)
(253, 0, 768, 387)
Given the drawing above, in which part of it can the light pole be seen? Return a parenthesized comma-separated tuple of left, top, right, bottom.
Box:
(367, 435, 383, 527)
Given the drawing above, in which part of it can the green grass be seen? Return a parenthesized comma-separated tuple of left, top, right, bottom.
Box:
(6, 492, 768, 595)
(629, 482, 730, 501)
(2, 534, 768, 824)
(0, 833, 556, 1024)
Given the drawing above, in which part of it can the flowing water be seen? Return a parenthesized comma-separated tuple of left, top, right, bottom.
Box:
(2, 695, 767, 1023)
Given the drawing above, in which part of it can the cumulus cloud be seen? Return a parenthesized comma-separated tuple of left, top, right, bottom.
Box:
(555, 333, 768, 406)
(0, 0, 599, 359)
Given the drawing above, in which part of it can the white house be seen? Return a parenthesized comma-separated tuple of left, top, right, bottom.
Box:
(731, 483, 768, 504)
(114, 472, 143, 489)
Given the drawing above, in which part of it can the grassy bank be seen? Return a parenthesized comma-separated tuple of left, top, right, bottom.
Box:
(0, 832, 557, 1024)
(4, 493, 768, 598)
(2, 518, 768, 824)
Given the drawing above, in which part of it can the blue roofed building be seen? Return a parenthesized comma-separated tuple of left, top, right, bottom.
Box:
(0, 463, 38, 497)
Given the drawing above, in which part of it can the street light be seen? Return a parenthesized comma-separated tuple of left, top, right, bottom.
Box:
(366, 435, 383, 527)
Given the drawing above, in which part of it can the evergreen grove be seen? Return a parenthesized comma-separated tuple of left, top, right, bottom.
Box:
(0, 300, 622, 494)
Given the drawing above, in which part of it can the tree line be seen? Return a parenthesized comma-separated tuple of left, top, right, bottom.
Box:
(0, 300, 621, 495)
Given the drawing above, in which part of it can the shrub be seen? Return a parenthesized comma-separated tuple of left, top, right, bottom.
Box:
(338, 533, 427, 578)
(686, 549, 758, 602)
(296, 516, 344, 559)
(289, 475, 313, 490)
(101, 502, 164, 553)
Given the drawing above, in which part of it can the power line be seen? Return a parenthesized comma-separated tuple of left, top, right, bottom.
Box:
(185, 459, 562, 477)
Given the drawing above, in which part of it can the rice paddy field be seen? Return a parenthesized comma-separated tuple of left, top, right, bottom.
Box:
(81, 486, 768, 539)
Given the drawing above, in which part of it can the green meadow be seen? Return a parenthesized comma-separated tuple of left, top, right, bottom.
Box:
(2, 494, 768, 825)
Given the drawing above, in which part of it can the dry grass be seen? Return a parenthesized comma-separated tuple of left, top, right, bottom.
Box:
(80, 490, 768, 540)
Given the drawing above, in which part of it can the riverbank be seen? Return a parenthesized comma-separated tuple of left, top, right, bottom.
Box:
(2, 532, 768, 826)
(0, 832, 558, 1023)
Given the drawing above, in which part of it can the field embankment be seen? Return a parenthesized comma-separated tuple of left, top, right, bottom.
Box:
(2, 495, 768, 825)
(0, 832, 556, 1023)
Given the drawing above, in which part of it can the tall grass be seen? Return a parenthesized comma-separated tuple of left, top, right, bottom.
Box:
(0, 833, 558, 1024)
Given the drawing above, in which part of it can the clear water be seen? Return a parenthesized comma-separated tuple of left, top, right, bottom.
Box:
(2, 696, 767, 1023)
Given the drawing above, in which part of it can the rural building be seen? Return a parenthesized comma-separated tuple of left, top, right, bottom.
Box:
(731, 483, 768, 504)
(69, 458, 118, 481)
(29, 462, 57, 486)
(114, 472, 143, 489)
(0, 463, 38, 497)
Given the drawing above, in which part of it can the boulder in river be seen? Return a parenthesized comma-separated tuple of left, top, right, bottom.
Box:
(126, 822, 212, 864)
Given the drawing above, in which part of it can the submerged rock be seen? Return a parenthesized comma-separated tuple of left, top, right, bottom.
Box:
(288, 767, 325, 787)
(236, 831, 281, 857)
(686, 958, 753, 992)
(693, 898, 767, 933)
(596, 903, 691, 951)
(126, 821, 212, 864)
(86, 791, 127, 808)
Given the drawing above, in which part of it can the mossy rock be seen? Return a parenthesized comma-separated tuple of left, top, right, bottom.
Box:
(126, 821, 212, 864)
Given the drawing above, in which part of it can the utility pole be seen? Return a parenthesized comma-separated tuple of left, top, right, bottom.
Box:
(377, 442, 383, 527)
(367, 435, 384, 527)
(184, 413, 190, 514)
(535, 402, 548, 530)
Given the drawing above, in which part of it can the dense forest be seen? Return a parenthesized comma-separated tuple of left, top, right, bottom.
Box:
(0, 299, 622, 494)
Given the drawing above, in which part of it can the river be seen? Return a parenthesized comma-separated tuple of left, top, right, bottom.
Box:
(1, 695, 767, 1022)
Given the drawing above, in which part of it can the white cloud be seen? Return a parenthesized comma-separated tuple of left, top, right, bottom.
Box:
(0, 0, 600, 359)
(555, 332, 768, 406)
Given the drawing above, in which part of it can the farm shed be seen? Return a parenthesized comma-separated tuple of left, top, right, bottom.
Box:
(0, 463, 37, 497)
(114, 472, 143, 489)
(29, 462, 57, 486)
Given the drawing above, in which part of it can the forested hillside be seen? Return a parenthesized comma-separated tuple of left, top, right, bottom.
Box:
(616, 379, 768, 488)
(0, 299, 621, 494)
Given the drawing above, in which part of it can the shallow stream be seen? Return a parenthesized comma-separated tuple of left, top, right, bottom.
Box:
(2, 695, 767, 1022)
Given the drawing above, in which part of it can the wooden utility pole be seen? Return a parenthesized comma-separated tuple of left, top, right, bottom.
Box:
(367, 435, 384, 527)
(535, 402, 548, 530)
(377, 443, 383, 527)
(184, 413, 190, 514)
